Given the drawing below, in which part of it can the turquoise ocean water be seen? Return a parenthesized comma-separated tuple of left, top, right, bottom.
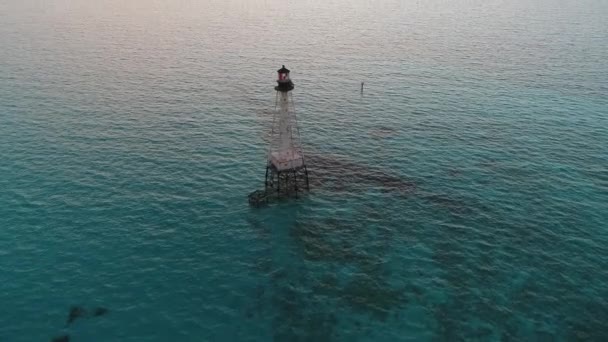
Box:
(1, 0, 607, 340)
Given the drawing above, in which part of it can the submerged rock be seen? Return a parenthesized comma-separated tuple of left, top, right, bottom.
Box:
(93, 307, 109, 317)
(66, 306, 86, 325)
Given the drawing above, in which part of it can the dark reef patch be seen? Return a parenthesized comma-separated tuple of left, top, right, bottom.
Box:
(291, 216, 408, 324)
(340, 274, 407, 321)
(306, 154, 416, 194)
(290, 220, 363, 264)
(246, 211, 412, 341)
(93, 307, 109, 317)
(305, 152, 487, 219)
(66, 306, 86, 325)
(51, 334, 70, 342)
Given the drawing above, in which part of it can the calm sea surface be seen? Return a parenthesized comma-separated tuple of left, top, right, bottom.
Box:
(1, 0, 607, 341)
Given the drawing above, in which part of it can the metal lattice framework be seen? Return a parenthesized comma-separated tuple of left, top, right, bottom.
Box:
(267, 91, 305, 167)
(265, 66, 309, 198)
(248, 66, 310, 206)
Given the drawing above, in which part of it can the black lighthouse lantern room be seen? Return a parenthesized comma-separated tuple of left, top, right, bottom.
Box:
(275, 65, 295, 92)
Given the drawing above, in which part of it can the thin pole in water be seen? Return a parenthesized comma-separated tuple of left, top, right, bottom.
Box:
(361, 82, 364, 93)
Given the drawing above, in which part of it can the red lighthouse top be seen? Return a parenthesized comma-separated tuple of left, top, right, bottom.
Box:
(275, 65, 294, 92)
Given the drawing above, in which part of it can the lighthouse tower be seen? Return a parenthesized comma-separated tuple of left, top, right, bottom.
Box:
(265, 65, 309, 197)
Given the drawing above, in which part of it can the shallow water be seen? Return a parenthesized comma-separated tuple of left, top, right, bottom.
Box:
(1, 0, 607, 341)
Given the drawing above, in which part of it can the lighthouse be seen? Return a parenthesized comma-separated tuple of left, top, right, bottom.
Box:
(266, 65, 310, 197)
(249, 65, 309, 206)
(249, 66, 309, 205)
